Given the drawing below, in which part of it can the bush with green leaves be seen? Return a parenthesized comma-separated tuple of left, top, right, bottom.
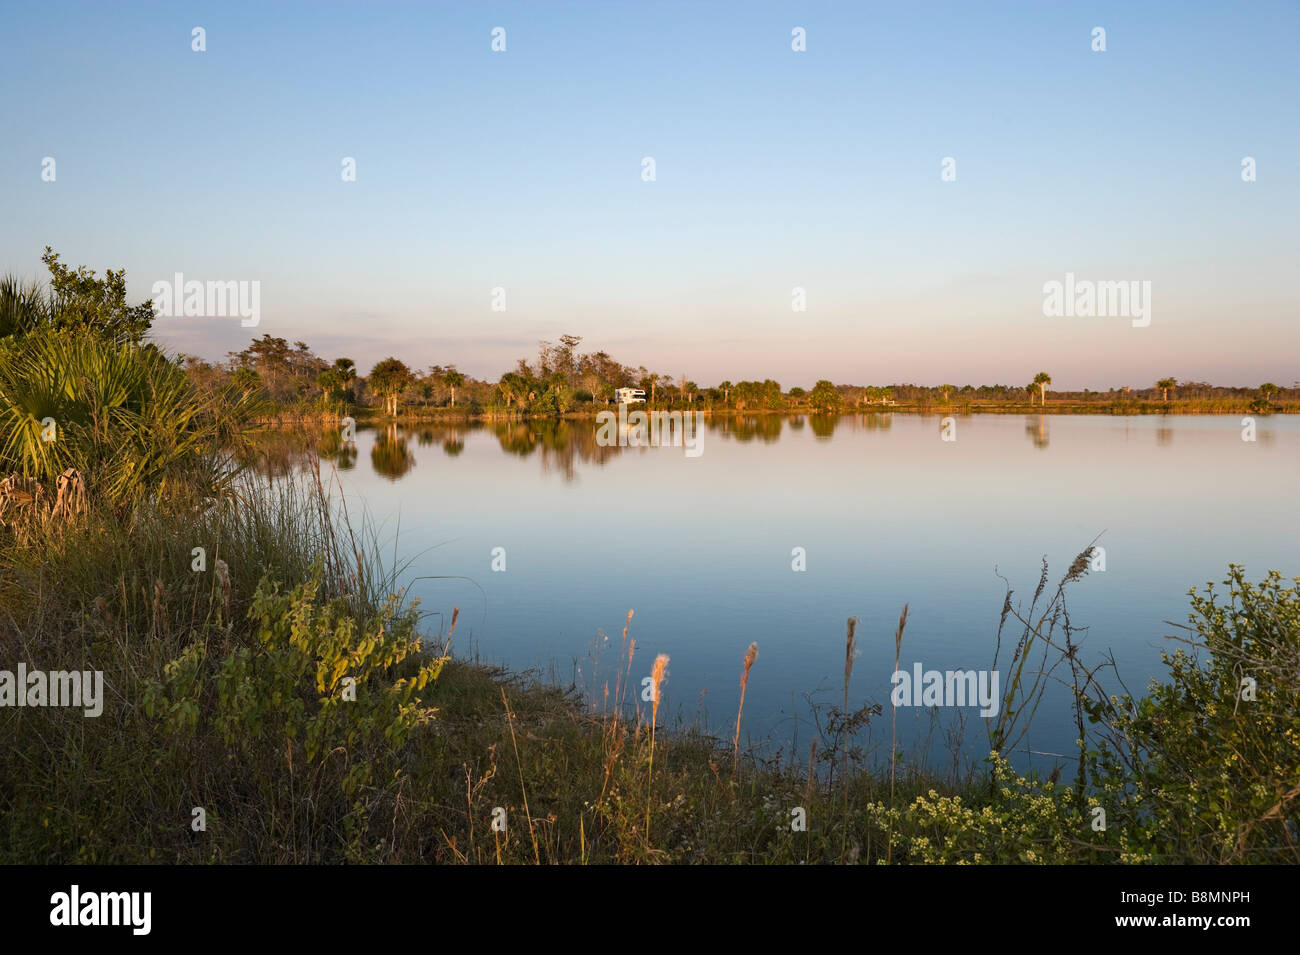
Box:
(1, 248, 154, 344)
(530, 384, 569, 417)
(864, 753, 1103, 864)
(808, 379, 842, 413)
(142, 568, 447, 860)
(1084, 567, 1300, 863)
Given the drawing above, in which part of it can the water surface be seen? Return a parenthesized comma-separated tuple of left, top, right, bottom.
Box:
(302, 413, 1298, 772)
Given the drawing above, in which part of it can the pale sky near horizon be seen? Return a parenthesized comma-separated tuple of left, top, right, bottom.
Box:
(2, 1, 1296, 389)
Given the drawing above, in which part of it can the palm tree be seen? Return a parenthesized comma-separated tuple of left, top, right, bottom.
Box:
(1033, 371, 1052, 406)
(497, 371, 524, 408)
(1260, 382, 1279, 405)
(718, 380, 733, 404)
(0, 332, 260, 507)
(315, 368, 341, 402)
(444, 369, 465, 407)
(332, 357, 356, 391)
(1157, 377, 1176, 403)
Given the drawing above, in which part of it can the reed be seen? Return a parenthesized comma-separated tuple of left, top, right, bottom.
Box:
(838, 617, 859, 862)
(500, 686, 540, 864)
(732, 642, 758, 771)
(645, 653, 669, 840)
(841, 616, 858, 788)
(884, 603, 909, 864)
(620, 609, 634, 714)
(890, 603, 909, 803)
(598, 609, 635, 806)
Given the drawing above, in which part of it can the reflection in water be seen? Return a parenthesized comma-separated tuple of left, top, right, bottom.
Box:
(242, 414, 909, 484)
(494, 421, 538, 457)
(371, 425, 415, 481)
(810, 414, 837, 439)
(419, 426, 467, 457)
(418, 427, 467, 457)
(1025, 415, 1050, 449)
(246, 410, 1090, 485)
(319, 427, 357, 470)
(243, 428, 328, 479)
(707, 414, 783, 443)
(489, 419, 620, 481)
(246, 409, 1268, 488)
(247, 411, 1248, 486)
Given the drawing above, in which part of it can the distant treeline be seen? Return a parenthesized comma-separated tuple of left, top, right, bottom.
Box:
(2, 251, 1292, 420)
(189, 332, 1294, 419)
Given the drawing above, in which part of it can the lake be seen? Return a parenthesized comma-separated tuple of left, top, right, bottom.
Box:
(299, 412, 1298, 774)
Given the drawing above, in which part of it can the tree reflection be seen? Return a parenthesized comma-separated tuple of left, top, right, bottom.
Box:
(710, 414, 783, 443)
(242, 411, 930, 486)
(809, 414, 837, 439)
(319, 425, 357, 470)
(1024, 415, 1049, 449)
(371, 424, 415, 480)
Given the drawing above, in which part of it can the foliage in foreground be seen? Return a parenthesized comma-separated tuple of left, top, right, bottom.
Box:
(1084, 567, 1300, 863)
(0, 331, 261, 509)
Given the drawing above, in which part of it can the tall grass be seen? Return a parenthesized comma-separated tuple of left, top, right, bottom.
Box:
(645, 653, 669, 840)
(732, 642, 757, 770)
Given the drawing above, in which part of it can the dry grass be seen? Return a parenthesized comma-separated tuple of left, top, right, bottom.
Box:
(733, 642, 758, 770)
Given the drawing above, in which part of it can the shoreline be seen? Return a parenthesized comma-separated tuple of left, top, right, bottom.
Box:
(255, 403, 1297, 427)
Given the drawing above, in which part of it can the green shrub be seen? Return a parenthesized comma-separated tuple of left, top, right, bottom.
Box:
(1085, 567, 1300, 863)
(864, 754, 1103, 864)
(142, 567, 447, 860)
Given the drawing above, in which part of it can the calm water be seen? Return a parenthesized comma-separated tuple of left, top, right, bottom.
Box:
(300, 413, 1298, 772)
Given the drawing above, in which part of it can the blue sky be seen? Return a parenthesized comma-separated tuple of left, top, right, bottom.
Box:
(2, 1, 1296, 388)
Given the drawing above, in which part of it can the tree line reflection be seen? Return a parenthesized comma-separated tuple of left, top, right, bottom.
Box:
(241, 411, 1220, 483)
(242, 413, 900, 481)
